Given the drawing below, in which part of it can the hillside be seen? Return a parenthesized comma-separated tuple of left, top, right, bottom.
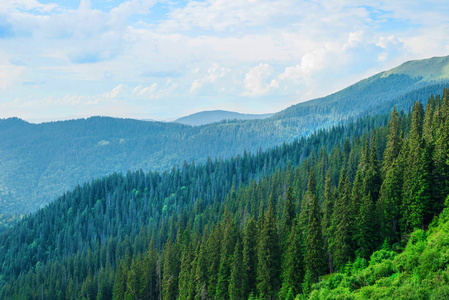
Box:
(174, 110, 274, 126)
(0, 90, 448, 299)
(1, 56, 449, 216)
(309, 205, 449, 299)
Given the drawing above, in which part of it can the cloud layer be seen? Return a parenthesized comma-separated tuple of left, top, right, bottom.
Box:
(1, 0, 449, 121)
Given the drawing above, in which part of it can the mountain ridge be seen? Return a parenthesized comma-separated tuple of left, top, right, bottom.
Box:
(174, 110, 274, 126)
(1, 55, 449, 215)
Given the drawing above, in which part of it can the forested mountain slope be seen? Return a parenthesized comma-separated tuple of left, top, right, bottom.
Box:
(1, 89, 448, 299)
(174, 110, 274, 126)
(1, 56, 449, 216)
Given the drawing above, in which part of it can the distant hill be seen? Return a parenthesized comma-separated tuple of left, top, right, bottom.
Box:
(174, 110, 274, 126)
(1, 55, 449, 215)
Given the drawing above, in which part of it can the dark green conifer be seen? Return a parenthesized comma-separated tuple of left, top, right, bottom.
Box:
(228, 240, 243, 300)
(304, 170, 326, 283)
(330, 169, 352, 271)
(256, 198, 281, 299)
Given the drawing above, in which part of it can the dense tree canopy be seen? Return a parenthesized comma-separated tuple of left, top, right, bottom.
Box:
(1, 89, 449, 299)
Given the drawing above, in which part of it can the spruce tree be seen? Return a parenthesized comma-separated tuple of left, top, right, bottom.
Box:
(112, 262, 127, 300)
(402, 101, 429, 230)
(378, 158, 404, 244)
(228, 240, 243, 300)
(355, 192, 377, 259)
(321, 171, 334, 273)
(215, 215, 237, 300)
(242, 218, 257, 299)
(279, 218, 304, 299)
(178, 244, 194, 300)
(383, 107, 401, 176)
(304, 169, 326, 283)
(256, 198, 281, 299)
(330, 168, 352, 271)
(433, 91, 449, 215)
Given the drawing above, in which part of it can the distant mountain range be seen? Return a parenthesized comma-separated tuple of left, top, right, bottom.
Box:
(174, 110, 274, 126)
(1, 55, 449, 215)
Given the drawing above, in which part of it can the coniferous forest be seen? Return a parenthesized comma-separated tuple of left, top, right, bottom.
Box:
(0, 89, 448, 299)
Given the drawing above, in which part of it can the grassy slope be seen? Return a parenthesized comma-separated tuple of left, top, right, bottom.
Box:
(308, 201, 449, 300)
(382, 56, 449, 81)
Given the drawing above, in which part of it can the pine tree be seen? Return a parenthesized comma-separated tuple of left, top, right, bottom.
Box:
(279, 218, 304, 299)
(402, 101, 429, 230)
(125, 257, 142, 300)
(363, 137, 382, 202)
(256, 198, 281, 299)
(141, 239, 159, 300)
(242, 218, 257, 299)
(321, 171, 334, 273)
(178, 244, 194, 300)
(282, 187, 296, 239)
(299, 169, 317, 236)
(228, 240, 243, 300)
(162, 241, 179, 300)
(112, 262, 127, 300)
(433, 91, 449, 215)
(354, 192, 377, 259)
(194, 236, 208, 300)
(378, 158, 404, 244)
(215, 215, 237, 300)
(383, 107, 401, 176)
(206, 224, 222, 298)
(304, 170, 326, 283)
(330, 168, 352, 271)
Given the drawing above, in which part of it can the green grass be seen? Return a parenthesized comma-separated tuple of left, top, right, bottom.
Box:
(382, 55, 449, 81)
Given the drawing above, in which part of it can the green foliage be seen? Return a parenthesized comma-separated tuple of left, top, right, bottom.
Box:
(311, 205, 449, 299)
(1, 89, 449, 300)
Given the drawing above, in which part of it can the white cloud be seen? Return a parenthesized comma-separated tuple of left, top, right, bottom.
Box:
(190, 63, 230, 93)
(103, 84, 127, 99)
(138, 83, 158, 97)
(1, 0, 449, 120)
(243, 63, 279, 97)
(0, 52, 26, 91)
(279, 50, 328, 81)
(0, 0, 58, 12)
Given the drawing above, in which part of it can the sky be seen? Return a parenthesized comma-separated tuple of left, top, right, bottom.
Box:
(1, 0, 449, 122)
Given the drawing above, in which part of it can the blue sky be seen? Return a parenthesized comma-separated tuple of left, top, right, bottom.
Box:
(1, 0, 449, 122)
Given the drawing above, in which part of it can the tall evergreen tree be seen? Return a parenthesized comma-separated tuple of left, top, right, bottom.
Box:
(304, 170, 326, 283)
(112, 262, 127, 300)
(330, 169, 353, 271)
(256, 198, 281, 299)
(228, 240, 243, 300)
(402, 101, 429, 230)
(383, 107, 401, 176)
(215, 214, 237, 300)
(279, 218, 304, 300)
(354, 192, 377, 259)
(242, 218, 257, 299)
(321, 171, 335, 273)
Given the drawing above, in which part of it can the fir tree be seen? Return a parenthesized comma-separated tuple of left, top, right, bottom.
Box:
(330, 169, 353, 271)
(279, 218, 304, 299)
(383, 107, 402, 175)
(256, 198, 281, 299)
(355, 192, 377, 259)
(305, 169, 326, 283)
(242, 218, 257, 299)
(321, 171, 335, 273)
(228, 240, 243, 300)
